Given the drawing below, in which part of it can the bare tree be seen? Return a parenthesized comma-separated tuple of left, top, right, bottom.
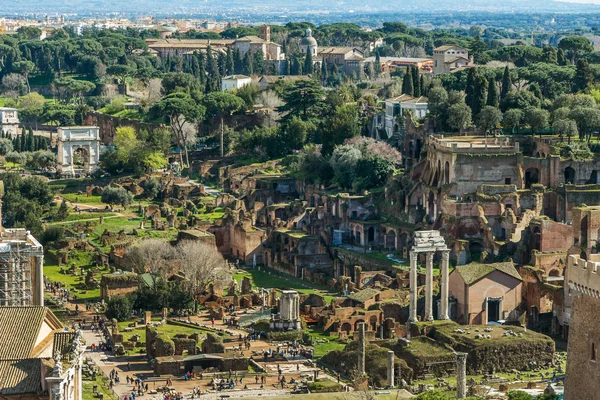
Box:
(124, 239, 177, 283)
(177, 240, 232, 298)
(146, 78, 163, 105)
(259, 90, 284, 127)
(2, 73, 26, 97)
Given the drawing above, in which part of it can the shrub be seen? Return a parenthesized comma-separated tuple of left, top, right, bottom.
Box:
(105, 295, 133, 322)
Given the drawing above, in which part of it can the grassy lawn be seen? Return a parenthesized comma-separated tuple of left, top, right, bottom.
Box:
(44, 258, 111, 301)
(59, 212, 116, 222)
(306, 327, 346, 359)
(82, 375, 118, 400)
(61, 193, 104, 205)
(196, 207, 225, 222)
(233, 267, 339, 304)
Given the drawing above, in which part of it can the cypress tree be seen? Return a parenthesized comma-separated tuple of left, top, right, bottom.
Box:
(321, 60, 328, 80)
(412, 66, 420, 97)
(420, 75, 425, 96)
(374, 53, 381, 78)
(331, 63, 338, 76)
(233, 47, 243, 74)
(242, 52, 253, 76)
(20, 128, 26, 152)
(575, 59, 593, 92)
(500, 66, 511, 100)
(486, 77, 499, 107)
(557, 48, 567, 66)
(402, 70, 414, 96)
(226, 48, 234, 75)
(27, 128, 34, 152)
(472, 74, 488, 118)
(13, 136, 19, 152)
(304, 51, 313, 76)
(286, 59, 291, 76)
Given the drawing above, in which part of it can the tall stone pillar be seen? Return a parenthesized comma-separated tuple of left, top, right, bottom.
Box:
(35, 255, 44, 306)
(357, 322, 366, 375)
(387, 350, 395, 388)
(409, 251, 418, 323)
(440, 250, 450, 320)
(425, 251, 434, 321)
(456, 352, 467, 399)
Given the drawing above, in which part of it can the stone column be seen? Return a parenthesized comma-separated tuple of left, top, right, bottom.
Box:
(456, 352, 467, 399)
(387, 350, 395, 387)
(440, 250, 450, 320)
(35, 255, 44, 306)
(409, 251, 418, 323)
(425, 251, 434, 321)
(358, 322, 366, 375)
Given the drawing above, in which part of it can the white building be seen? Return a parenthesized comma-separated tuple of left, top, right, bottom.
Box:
(0, 107, 19, 138)
(221, 75, 252, 92)
(384, 94, 429, 138)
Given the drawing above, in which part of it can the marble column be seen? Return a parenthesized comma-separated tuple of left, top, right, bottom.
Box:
(409, 252, 418, 323)
(387, 350, 395, 388)
(358, 322, 366, 375)
(456, 352, 467, 399)
(440, 250, 450, 320)
(425, 251, 434, 321)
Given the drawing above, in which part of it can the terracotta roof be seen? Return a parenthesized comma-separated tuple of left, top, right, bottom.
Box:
(445, 56, 469, 64)
(454, 261, 522, 286)
(0, 306, 63, 360)
(0, 359, 42, 395)
(348, 288, 379, 303)
(318, 46, 362, 56)
(435, 44, 467, 52)
(258, 75, 310, 84)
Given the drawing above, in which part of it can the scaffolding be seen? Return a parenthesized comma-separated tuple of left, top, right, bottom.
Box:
(0, 240, 33, 306)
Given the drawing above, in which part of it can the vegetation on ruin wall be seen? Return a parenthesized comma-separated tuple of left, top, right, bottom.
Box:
(428, 323, 555, 373)
(385, 336, 455, 377)
(322, 341, 412, 386)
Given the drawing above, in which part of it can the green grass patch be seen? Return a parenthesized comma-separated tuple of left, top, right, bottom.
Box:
(61, 193, 104, 205)
(232, 267, 339, 304)
(306, 327, 346, 358)
(44, 256, 111, 301)
(83, 375, 118, 400)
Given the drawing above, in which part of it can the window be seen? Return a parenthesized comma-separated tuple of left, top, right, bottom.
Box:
(505, 178, 511, 184)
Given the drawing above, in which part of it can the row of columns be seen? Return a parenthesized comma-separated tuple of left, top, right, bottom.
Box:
(409, 249, 450, 322)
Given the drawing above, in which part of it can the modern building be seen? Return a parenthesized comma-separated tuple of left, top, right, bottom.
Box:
(433, 45, 473, 75)
(221, 75, 252, 92)
(0, 306, 83, 400)
(0, 107, 19, 138)
(384, 94, 429, 138)
(363, 56, 434, 75)
(448, 261, 523, 324)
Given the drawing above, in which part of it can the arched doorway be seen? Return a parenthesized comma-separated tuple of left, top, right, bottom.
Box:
(444, 161, 450, 184)
(564, 167, 576, 184)
(367, 227, 375, 244)
(398, 232, 408, 255)
(469, 241, 484, 261)
(341, 322, 352, 334)
(385, 230, 397, 250)
(73, 147, 90, 172)
(354, 320, 366, 331)
(355, 231, 361, 245)
(525, 168, 540, 188)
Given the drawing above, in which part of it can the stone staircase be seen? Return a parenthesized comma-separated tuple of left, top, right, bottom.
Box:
(509, 209, 537, 243)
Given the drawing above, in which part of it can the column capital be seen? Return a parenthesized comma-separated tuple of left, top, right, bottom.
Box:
(410, 251, 418, 261)
(442, 250, 450, 260)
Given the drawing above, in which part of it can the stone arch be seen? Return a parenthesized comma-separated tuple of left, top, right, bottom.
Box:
(549, 268, 562, 277)
(385, 229, 397, 250)
(564, 166, 576, 184)
(525, 168, 540, 188)
(355, 230, 361, 246)
(341, 322, 352, 333)
(469, 241, 484, 262)
(398, 232, 408, 255)
(354, 319, 365, 331)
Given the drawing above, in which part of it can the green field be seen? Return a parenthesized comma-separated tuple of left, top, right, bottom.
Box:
(44, 257, 110, 301)
(233, 267, 340, 304)
(82, 375, 118, 400)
